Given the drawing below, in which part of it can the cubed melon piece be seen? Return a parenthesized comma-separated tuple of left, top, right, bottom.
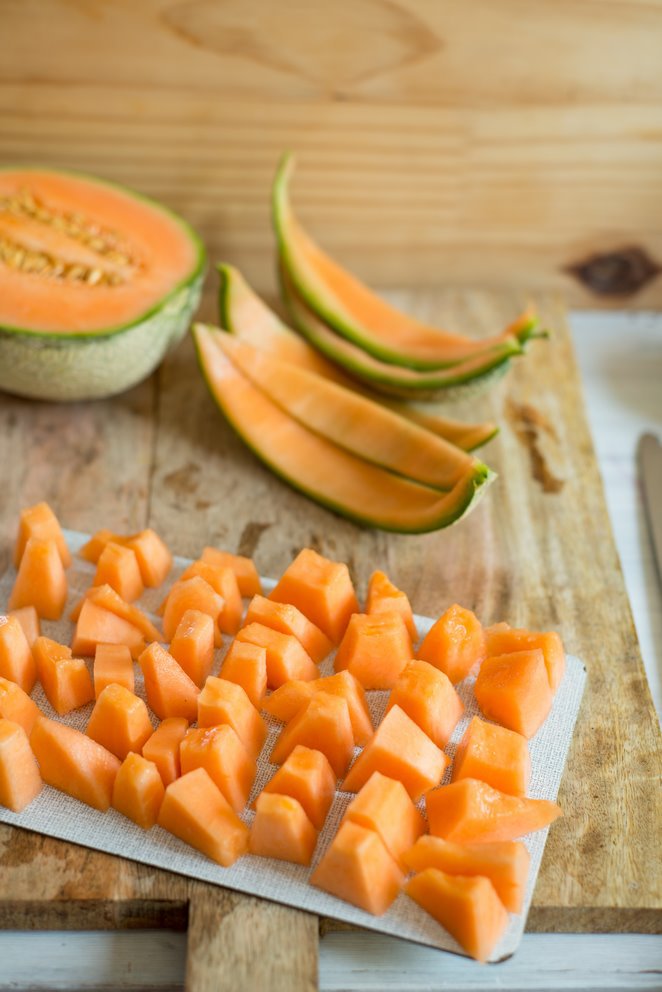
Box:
(474, 650, 553, 739)
(86, 683, 154, 760)
(124, 529, 172, 587)
(112, 752, 165, 829)
(75, 585, 162, 642)
(342, 705, 449, 801)
(0, 677, 40, 734)
(93, 542, 144, 603)
(201, 547, 262, 597)
(9, 606, 41, 649)
(0, 719, 42, 811)
(93, 643, 134, 697)
(264, 672, 373, 746)
(142, 716, 189, 786)
(426, 778, 562, 843)
(452, 716, 530, 796)
(271, 692, 354, 778)
(417, 604, 486, 684)
(14, 502, 71, 569)
(180, 562, 243, 635)
(0, 614, 37, 693)
(197, 677, 267, 760)
(34, 636, 94, 715)
(260, 745, 336, 830)
(344, 771, 425, 870)
(169, 609, 215, 688)
(236, 623, 318, 689)
(30, 715, 120, 811)
(138, 642, 199, 722)
(334, 613, 411, 690)
(262, 679, 314, 723)
(244, 595, 333, 664)
(180, 724, 256, 814)
(72, 600, 146, 659)
(249, 792, 318, 865)
(269, 548, 359, 644)
(365, 570, 417, 642)
(219, 639, 267, 708)
(157, 767, 249, 867)
(9, 538, 67, 621)
(404, 835, 530, 914)
(311, 820, 404, 915)
(486, 627, 565, 692)
(162, 577, 224, 647)
(386, 659, 464, 749)
(79, 528, 116, 563)
(406, 869, 508, 962)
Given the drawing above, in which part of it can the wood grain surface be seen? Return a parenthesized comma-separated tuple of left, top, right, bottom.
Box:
(1, 0, 662, 307)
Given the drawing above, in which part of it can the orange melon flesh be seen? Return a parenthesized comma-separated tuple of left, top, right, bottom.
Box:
(112, 752, 165, 829)
(169, 609, 215, 688)
(263, 672, 373, 746)
(426, 778, 562, 843)
(86, 683, 153, 760)
(197, 677, 267, 761)
(342, 705, 449, 801)
(262, 679, 314, 723)
(0, 677, 40, 734)
(157, 767, 249, 867)
(365, 570, 417, 642)
(404, 835, 531, 914)
(486, 627, 566, 693)
(0, 614, 37, 693)
(9, 537, 67, 621)
(75, 584, 162, 642)
(72, 600, 146, 659)
(310, 820, 404, 916)
(179, 561, 243, 635)
(30, 714, 120, 811)
(162, 577, 224, 647)
(386, 659, 464, 750)
(79, 529, 116, 563)
(406, 869, 508, 962)
(250, 792, 318, 866)
(219, 639, 267, 708)
(243, 594, 333, 664)
(14, 502, 71, 569)
(269, 548, 359, 645)
(9, 606, 41, 648)
(417, 603, 486, 684)
(180, 724, 256, 814)
(270, 692, 354, 778)
(200, 547, 262, 597)
(93, 542, 144, 603)
(335, 612, 411, 690)
(142, 716, 188, 786)
(138, 642, 199, 722)
(474, 650, 553, 739)
(124, 530, 173, 588)
(452, 716, 531, 797)
(93, 643, 135, 697)
(260, 744, 336, 830)
(344, 771, 425, 870)
(236, 623, 318, 689)
(33, 636, 94, 715)
(0, 719, 43, 812)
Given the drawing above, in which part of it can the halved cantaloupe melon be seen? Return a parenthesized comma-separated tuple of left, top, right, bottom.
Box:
(386, 659, 464, 750)
(343, 772, 426, 870)
(142, 716, 188, 787)
(243, 595, 333, 665)
(260, 745, 336, 831)
(250, 792, 318, 866)
(426, 778, 562, 843)
(310, 820, 404, 916)
(452, 716, 531, 797)
(0, 677, 40, 734)
(93, 643, 135, 697)
(365, 571, 417, 642)
(30, 715, 120, 811)
(0, 614, 37, 693)
(9, 538, 67, 620)
(334, 612, 411, 690)
(417, 603, 486, 684)
(0, 719, 43, 812)
(112, 752, 165, 830)
(180, 724, 256, 814)
(13, 502, 71, 568)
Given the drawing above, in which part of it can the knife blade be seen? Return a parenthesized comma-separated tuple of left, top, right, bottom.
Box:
(638, 432, 662, 589)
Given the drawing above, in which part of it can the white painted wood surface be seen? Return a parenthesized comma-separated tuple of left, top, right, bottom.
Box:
(0, 310, 660, 990)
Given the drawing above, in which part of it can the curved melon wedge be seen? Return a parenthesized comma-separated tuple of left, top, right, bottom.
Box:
(218, 263, 498, 451)
(193, 324, 495, 534)
(273, 153, 542, 371)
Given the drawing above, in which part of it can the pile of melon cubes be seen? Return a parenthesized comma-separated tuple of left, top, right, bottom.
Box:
(0, 502, 566, 963)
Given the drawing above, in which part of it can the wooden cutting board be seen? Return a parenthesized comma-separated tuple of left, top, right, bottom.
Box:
(0, 288, 659, 991)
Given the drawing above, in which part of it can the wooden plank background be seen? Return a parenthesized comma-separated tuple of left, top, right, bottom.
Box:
(1, 0, 662, 307)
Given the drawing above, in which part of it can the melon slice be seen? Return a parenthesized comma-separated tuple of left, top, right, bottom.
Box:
(269, 548, 359, 645)
(86, 683, 153, 760)
(30, 715, 120, 811)
(334, 612, 411, 690)
(179, 561, 243, 635)
(235, 622, 318, 689)
(0, 614, 37, 693)
(474, 650, 553, 739)
(138, 642, 199, 722)
(9, 537, 67, 620)
(485, 627, 566, 692)
(200, 546, 262, 597)
(169, 609, 215, 688)
(180, 724, 256, 814)
(344, 772, 426, 870)
(452, 716, 531, 796)
(112, 752, 165, 829)
(0, 677, 40, 734)
(365, 571, 417, 642)
(93, 643, 135, 697)
(9, 606, 41, 649)
(0, 719, 43, 812)
(386, 659, 464, 750)
(425, 778, 562, 843)
(249, 792, 318, 866)
(142, 716, 189, 787)
(197, 677, 267, 760)
(162, 576, 224, 647)
(219, 639, 267, 708)
(13, 502, 71, 568)
(93, 542, 144, 602)
(417, 603, 486, 684)
(72, 600, 146, 659)
(71, 584, 162, 642)
(270, 692, 354, 778)
(260, 745, 336, 830)
(33, 636, 94, 715)
(243, 594, 333, 664)
(310, 820, 404, 915)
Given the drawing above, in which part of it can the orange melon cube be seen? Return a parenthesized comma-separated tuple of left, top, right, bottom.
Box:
(0, 677, 40, 734)
(0, 719, 42, 812)
(93, 542, 144, 603)
(157, 767, 249, 867)
(219, 639, 267, 708)
(486, 627, 566, 692)
(417, 604, 486, 684)
(86, 683, 154, 760)
(78, 585, 162, 642)
(342, 705, 449, 801)
(311, 820, 404, 915)
(386, 659, 464, 749)
(426, 778, 562, 843)
(344, 772, 426, 870)
(244, 595, 333, 664)
(93, 643, 134, 697)
(236, 623, 318, 689)
(249, 792, 318, 865)
(311, 672, 373, 746)
(197, 677, 267, 760)
(124, 529, 172, 587)
(270, 692, 354, 778)
(180, 562, 243, 635)
(260, 745, 336, 830)
(262, 679, 314, 723)
(366, 570, 417, 642)
(180, 724, 256, 814)
(169, 609, 215, 688)
(452, 716, 530, 796)
(0, 614, 37, 693)
(34, 636, 94, 715)
(9, 537, 67, 621)
(9, 606, 41, 648)
(201, 547, 262, 597)
(474, 650, 553, 739)
(14, 501, 71, 569)
(79, 528, 118, 563)
(335, 612, 411, 690)
(138, 642, 199, 722)
(269, 548, 359, 644)
(404, 835, 531, 914)
(162, 576, 224, 646)
(30, 715, 120, 811)
(406, 869, 508, 962)
(142, 716, 189, 786)
(72, 600, 146, 659)
(112, 752, 165, 829)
